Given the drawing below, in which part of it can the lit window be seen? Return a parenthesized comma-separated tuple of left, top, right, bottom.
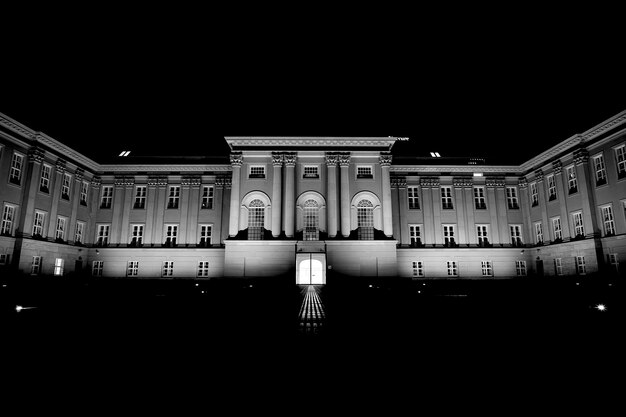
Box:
(506, 187, 519, 209)
(9, 153, 23, 185)
(441, 187, 453, 209)
(412, 261, 424, 277)
(593, 154, 607, 186)
(100, 186, 113, 209)
(40, 164, 51, 193)
(167, 186, 180, 209)
(303, 200, 319, 241)
(1, 204, 15, 236)
(54, 258, 64, 276)
(198, 261, 210, 277)
(407, 186, 420, 209)
(481, 261, 493, 277)
(201, 186, 214, 209)
(134, 186, 147, 209)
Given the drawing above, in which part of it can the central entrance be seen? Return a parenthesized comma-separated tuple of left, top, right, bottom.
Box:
(296, 253, 326, 285)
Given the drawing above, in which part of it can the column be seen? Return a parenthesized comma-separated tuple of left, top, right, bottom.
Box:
(228, 152, 242, 237)
(119, 177, 134, 245)
(391, 178, 400, 243)
(495, 180, 509, 245)
(380, 152, 393, 237)
(47, 160, 65, 238)
(325, 153, 339, 238)
(339, 153, 351, 237)
(397, 177, 408, 245)
(68, 168, 84, 242)
(179, 177, 191, 244)
(463, 180, 475, 244)
(431, 180, 442, 245)
(534, 169, 549, 243)
(486, 179, 500, 244)
(283, 152, 296, 237)
(186, 177, 201, 245)
(519, 177, 532, 245)
(271, 152, 283, 237)
(87, 176, 101, 245)
(145, 178, 158, 244)
(552, 161, 571, 239)
(574, 148, 599, 235)
(109, 177, 126, 244)
(221, 176, 231, 244)
(453, 178, 468, 245)
(152, 177, 168, 245)
(420, 177, 437, 245)
(20, 146, 44, 236)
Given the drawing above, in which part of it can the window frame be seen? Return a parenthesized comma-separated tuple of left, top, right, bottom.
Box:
(248, 164, 266, 179)
(407, 186, 420, 210)
(201, 185, 214, 209)
(1, 203, 16, 236)
(134, 186, 147, 209)
(9, 151, 24, 186)
(441, 186, 454, 210)
(40, 163, 52, 193)
(356, 165, 374, 180)
(592, 153, 607, 186)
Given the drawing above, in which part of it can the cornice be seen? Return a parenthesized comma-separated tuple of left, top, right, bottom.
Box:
(99, 164, 232, 172)
(225, 136, 398, 149)
(391, 165, 520, 174)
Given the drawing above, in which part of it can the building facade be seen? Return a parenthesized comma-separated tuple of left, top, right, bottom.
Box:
(1, 111, 625, 281)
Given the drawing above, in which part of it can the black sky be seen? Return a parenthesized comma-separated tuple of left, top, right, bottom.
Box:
(2, 8, 624, 166)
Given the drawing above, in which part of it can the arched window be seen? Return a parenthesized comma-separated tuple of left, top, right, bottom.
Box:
(357, 199, 374, 240)
(248, 199, 265, 240)
(303, 199, 319, 241)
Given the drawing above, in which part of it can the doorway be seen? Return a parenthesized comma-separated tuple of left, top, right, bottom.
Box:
(296, 253, 326, 285)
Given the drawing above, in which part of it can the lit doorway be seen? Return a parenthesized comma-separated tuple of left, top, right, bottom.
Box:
(296, 253, 326, 285)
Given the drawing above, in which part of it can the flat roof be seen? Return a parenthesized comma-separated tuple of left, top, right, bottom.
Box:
(224, 136, 398, 150)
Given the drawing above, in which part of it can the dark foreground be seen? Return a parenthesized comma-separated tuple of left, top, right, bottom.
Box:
(2, 274, 624, 400)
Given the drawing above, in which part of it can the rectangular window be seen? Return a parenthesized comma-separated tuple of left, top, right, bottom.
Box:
(572, 211, 585, 238)
(566, 166, 578, 194)
(407, 186, 420, 209)
(473, 187, 486, 209)
(409, 224, 422, 246)
(412, 261, 424, 277)
(615, 144, 626, 179)
(443, 224, 456, 246)
(96, 224, 110, 246)
(510, 225, 523, 246)
(54, 258, 64, 276)
(249, 165, 266, 179)
(608, 254, 619, 273)
(55, 217, 67, 241)
(130, 224, 144, 246)
(356, 166, 373, 179)
(441, 187, 453, 209)
(506, 186, 519, 209)
(75, 221, 85, 244)
(554, 258, 563, 276)
(552, 217, 562, 241)
(446, 261, 458, 276)
(9, 153, 24, 185)
(33, 211, 45, 236)
(100, 186, 113, 209)
(547, 175, 557, 201)
(31, 256, 42, 275)
(530, 182, 539, 206)
(593, 154, 607, 186)
(199, 224, 212, 247)
(476, 225, 489, 246)
(134, 186, 147, 209)
(40, 164, 51, 193)
(576, 256, 586, 275)
(162, 261, 174, 277)
(534, 222, 543, 244)
(164, 224, 178, 246)
(0, 253, 9, 265)
(127, 261, 139, 277)
(303, 166, 319, 178)
(61, 173, 71, 200)
(481, 260, 493, 277)
(1, 204, 15, 236)
(198, 261, 210, 277)
(515, 260, 526, 276)
(80, 181, 88, 206)
(601, 205, 616, 236)
(201, 186, 214, 209)
(92, 261, 104, 276)
(167, 186, 180, 209)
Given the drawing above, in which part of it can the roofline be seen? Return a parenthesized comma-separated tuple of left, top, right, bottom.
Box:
(225, 136, 398, 151)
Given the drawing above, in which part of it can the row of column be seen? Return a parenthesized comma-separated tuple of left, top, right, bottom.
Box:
(228, 151, 395, 239)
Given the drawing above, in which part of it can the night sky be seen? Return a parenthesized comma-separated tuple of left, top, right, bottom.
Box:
(2, 9, 624, 166)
